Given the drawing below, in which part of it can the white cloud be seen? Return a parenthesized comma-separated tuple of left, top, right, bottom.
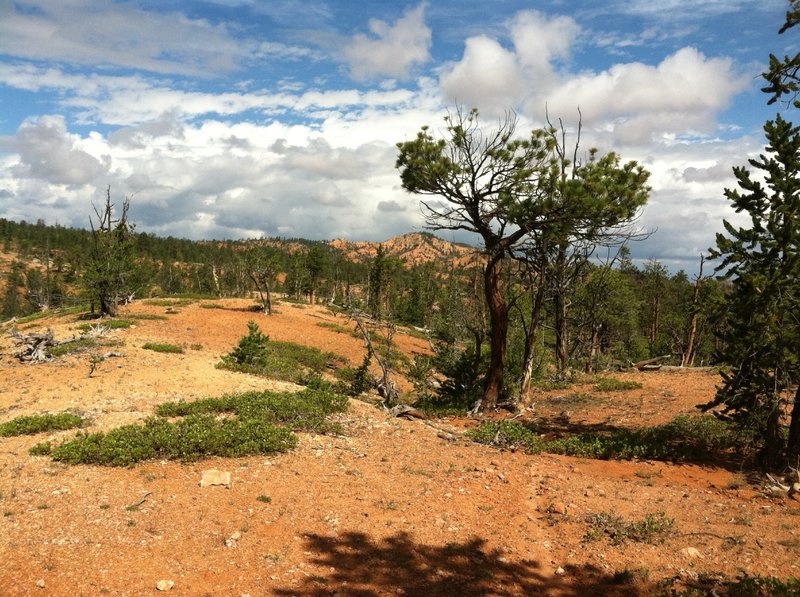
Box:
(0, 0, 246, 76)
(542, 48, 749, 143)
(10, 115, 109, 186)
(343, 4, 432, 81)
(439, 35, 526, 114)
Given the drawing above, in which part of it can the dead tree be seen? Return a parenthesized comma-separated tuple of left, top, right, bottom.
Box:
(350, 312, 399, 407)
(9, 326, 109, 363)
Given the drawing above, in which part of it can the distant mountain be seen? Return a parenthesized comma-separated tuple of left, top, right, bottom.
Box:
(330, 232, 477, 266)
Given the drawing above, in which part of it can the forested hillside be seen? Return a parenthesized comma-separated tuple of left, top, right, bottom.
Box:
(0, 215, 726, 381)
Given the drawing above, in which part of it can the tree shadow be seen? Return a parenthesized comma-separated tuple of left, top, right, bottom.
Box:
(274, 531, 647, 596)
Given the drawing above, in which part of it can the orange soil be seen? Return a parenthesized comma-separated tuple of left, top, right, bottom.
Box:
(1, 299, 799, 596)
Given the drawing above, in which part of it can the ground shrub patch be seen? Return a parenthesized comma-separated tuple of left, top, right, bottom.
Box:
(156, 385, 347, 434)
(143, 342, 184, 354)
(584, 511, 673, 545)
(51, 416, 298, 466)
(0, 412, 85, 437)
(593, 377, 643, 392)
(467, 414, 739, 462)
(45, 384, 347, 466)
(48, 338, 99, 357)
(218, 321, 345, 384)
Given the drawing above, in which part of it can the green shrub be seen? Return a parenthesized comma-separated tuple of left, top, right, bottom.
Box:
(593, 377, 643, 392)
(143, 342, 184, 354)
(51, 415, 297, 466)
(49, 338, 98, 357)
(466, 421, 544, 452)
(29, 442, 53, 455)
(128, 314, 168, 321)
(0, 412, 85, 437)
(584, 511, 673, 545)
(221, 321, 270, 368)
(218, 321, 344, 384)
(468, 415, 740, 462)
(76, 319, 134, 332)
(143, 298, 194, 307)
(156, 387, 348, 434)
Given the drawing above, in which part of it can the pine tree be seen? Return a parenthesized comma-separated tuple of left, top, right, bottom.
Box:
(703, 114, 800, 469)
(82, 188, 139, 317)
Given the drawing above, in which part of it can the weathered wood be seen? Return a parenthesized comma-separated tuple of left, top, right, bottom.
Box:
(9, 326, 108, 363)
(631, 354, 672, 370)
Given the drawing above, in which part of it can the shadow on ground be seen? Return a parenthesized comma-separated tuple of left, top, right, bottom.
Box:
(274, 531, 647, 596)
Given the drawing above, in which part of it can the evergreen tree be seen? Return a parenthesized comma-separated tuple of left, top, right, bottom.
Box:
(82, 188, 139, 317)
(703, 114, 800, 469)
(368, 244, 386, 319)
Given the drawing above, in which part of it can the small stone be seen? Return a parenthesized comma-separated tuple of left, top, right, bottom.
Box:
(555, 567, 566, 576)
(36, 579, 45, 589)
(680, 547, 703, 560)
(596, 489, 606, 497)
(226, 531, 242, 547)
(156, 580, 174, 591)
(200, 469, 231, 488)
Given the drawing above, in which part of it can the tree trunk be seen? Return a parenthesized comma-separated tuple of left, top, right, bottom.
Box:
(649, 295, 660, 356)
(765, 399, 784, 470)
(520, 281, 546, 400)
(264, 282, 272, 315)
(481, 255, 507, 411)
(682, 256, 704, 367)
(211, 264, 221, 297)
(786, 385, 800, 469)
(553, 246, 569, 376)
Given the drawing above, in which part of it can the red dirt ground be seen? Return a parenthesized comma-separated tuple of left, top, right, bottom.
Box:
(1, 299, 799, 596)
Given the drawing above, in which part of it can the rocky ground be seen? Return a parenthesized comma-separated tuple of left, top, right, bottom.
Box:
(1, 299, 799, 596)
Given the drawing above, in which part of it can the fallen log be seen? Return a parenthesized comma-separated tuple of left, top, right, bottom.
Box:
(9, 326, 109, 363)
(631, 354, 672, 370)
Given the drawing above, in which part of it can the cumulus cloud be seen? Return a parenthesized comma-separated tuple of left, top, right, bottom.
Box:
(343, 4, 432, 81)
(542, 48, 748, 143)
(11, 115, 109, 186)
(439, 36, 526, 113)
(0, 0, 247, 76)
(440, 11, 580, 116)
(439, 10, 748, 143)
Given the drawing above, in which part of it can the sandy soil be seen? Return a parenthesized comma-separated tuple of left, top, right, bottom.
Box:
(1, 299, 799, 596)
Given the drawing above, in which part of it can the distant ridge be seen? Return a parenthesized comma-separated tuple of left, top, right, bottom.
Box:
(330, 232, 476, 266)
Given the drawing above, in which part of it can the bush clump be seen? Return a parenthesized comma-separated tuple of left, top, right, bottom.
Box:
(584, 511, 673, 545)
(467, 415, 739, 462)
(143, 342, 184, 354)
(156, 386, 347, 434)
(218, 321, 344, 383)
(51, 415, 297, 466)
(593, 377, 643, 392)
(0, 412, 85, 437)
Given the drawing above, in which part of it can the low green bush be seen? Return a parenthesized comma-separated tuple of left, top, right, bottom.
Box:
(48, 338, 99, 357)
(51, 415, 297, 466)
(143, 342, 184, 354)
(156, 386, 347, 434)
(218, 321, 345, 383)
(593, 377, 643, 392)
(29, 441, 53, 455)
(467, 415, 740, 462)
(0, 412, 85, 437)
(584, 511, 673, 545)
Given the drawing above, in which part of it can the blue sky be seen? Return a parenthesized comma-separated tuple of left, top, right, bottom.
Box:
(0, 0, 794, 272)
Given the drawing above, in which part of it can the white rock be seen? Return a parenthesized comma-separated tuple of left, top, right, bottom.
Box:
(200, 469, 231, 488)
(680, 547, 703, 560)
(156, 580, 174, 591)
